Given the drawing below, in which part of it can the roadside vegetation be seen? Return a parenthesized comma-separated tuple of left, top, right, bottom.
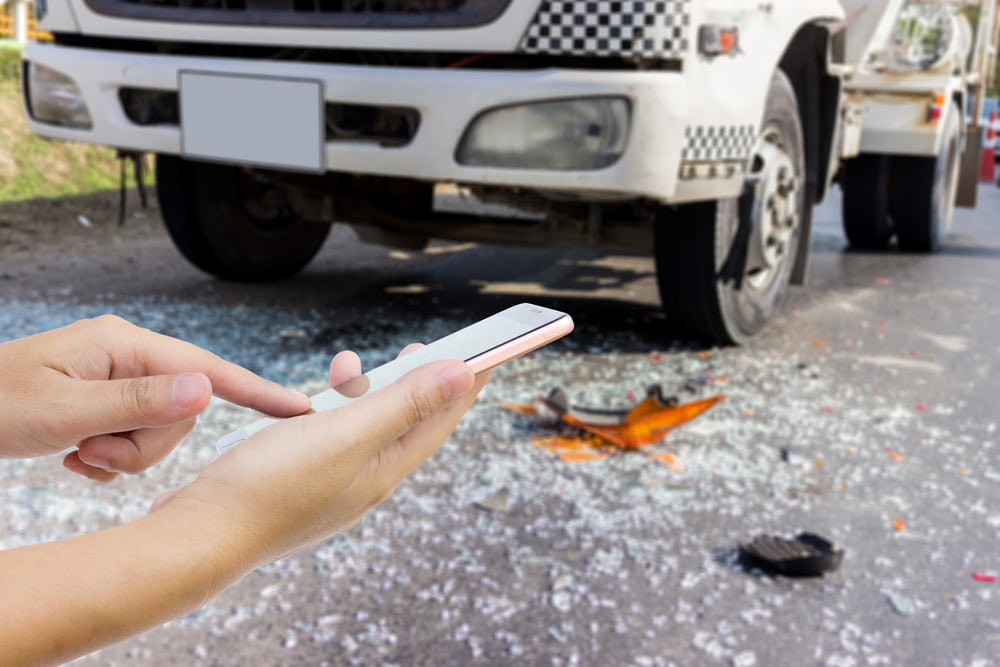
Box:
(0, 46, 126, 203)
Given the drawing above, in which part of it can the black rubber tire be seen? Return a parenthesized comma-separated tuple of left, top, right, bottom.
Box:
(155, 155, 332, 282)
(654, 71, 806, 345)
(155, 155, 225, 277)
(892, 105, 961, 252)
(841, 153, 894, 250)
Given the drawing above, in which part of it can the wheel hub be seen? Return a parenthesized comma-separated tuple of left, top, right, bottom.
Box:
(235, 170, 298, 233)
(745, 135, 799, 291)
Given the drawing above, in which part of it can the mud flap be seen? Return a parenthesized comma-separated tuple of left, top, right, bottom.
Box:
(716, 185, 755, 291)
(956, 127, 982, 209)
(790, 182, 816, 286)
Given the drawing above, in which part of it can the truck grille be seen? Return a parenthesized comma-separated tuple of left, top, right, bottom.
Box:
(85, 0, 509, 28)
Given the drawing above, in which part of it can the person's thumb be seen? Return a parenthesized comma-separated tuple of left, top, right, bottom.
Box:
(68, 372, 213, 438)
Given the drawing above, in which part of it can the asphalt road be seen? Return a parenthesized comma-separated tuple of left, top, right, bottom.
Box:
(1, 181, 999, 666)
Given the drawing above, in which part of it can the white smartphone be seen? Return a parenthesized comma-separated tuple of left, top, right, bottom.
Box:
(216, 302, 574, 453)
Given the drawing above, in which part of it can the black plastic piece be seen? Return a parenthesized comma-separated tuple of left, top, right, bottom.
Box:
(738, 532, 843, 577)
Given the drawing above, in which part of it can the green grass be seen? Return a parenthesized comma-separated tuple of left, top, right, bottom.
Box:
(0, 46, 134, 203)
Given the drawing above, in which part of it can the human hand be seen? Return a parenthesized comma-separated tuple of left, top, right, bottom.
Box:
(0, 315, 310, 482)
(152, 351, 486, 567)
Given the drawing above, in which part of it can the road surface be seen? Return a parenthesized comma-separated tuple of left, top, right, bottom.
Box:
(1, 182, 998, 666)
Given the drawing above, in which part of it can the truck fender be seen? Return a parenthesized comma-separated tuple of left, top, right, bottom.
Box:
(34, 0, 81, 33)
(779, 22, 841, 285)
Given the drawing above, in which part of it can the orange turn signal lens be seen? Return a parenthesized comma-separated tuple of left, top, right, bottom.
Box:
(699, 25, 740, 57)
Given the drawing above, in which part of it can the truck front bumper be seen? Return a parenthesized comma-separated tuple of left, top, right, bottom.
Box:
(23, 43, 691, 201)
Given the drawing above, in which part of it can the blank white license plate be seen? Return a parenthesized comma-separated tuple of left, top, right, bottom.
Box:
(179, 71, 324, 172)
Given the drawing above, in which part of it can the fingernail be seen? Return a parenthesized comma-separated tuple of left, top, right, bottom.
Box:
(439, 365, 475, 400)
(82, 456, 113, 472)
(172, 373, 205, 409)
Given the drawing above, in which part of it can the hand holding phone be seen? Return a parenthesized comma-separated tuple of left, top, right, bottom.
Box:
(216, 303, 573, 452)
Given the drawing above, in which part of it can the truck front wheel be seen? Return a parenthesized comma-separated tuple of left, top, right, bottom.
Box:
(891, 104, 961, 252)
(654, 71, 805, 344)
(155, 155, 332, 282)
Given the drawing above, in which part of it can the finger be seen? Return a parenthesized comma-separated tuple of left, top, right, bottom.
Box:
(61, 372, 211, 438)
(377, 370, 490, 484)
(397, 343, 424, 358)
(76, 419, 197, 474)
(94, 318, 310, 417)
(301, 360, 475, 464)
(328, 351, 362, 388)
(63, 450, 119, 484)
(330, 344, 425, 399)
(329, 351, 368, 398)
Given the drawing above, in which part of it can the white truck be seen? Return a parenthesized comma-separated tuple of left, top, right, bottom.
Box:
(840, 0, 997, 253)
(20, 0, 998, 343)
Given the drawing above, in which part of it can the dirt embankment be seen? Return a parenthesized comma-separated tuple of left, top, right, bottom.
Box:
(0, 48, 128, 202)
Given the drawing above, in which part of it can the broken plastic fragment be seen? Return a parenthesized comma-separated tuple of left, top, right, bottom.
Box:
(650, 452, 684, 472)
(893, 518, 905, 532)
(533, 434, 602, 449)
(738, 532, 844, 577)
(532, 435, 609, 463)
(558, 451, 606, 463)
(503, 401, 538, 415)
(541, 386, 724, 448)
(972, 571, 996, 583)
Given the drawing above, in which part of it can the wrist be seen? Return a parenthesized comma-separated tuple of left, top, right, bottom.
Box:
(0, 497, 265, 666)
(145, 497, 263, 598)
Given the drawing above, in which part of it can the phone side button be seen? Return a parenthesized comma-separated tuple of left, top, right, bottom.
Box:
(216, 429, 248, 454)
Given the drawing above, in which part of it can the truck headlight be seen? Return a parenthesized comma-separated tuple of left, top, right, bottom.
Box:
(456, 97, 630, 170)
(25, 62, 93, 130)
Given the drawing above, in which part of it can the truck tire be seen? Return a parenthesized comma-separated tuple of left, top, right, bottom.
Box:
(892, 105, 961, 252)
(155, 155, 332, 282)
(841, 154, 893, 249)
(654, 70, 805, 345)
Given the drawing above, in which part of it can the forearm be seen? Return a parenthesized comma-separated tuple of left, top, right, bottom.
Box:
(0, 501, 254, 666)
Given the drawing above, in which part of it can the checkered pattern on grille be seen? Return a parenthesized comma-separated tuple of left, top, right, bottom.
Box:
(519, 0, 692, 59)
(681, 125, 756, 162)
